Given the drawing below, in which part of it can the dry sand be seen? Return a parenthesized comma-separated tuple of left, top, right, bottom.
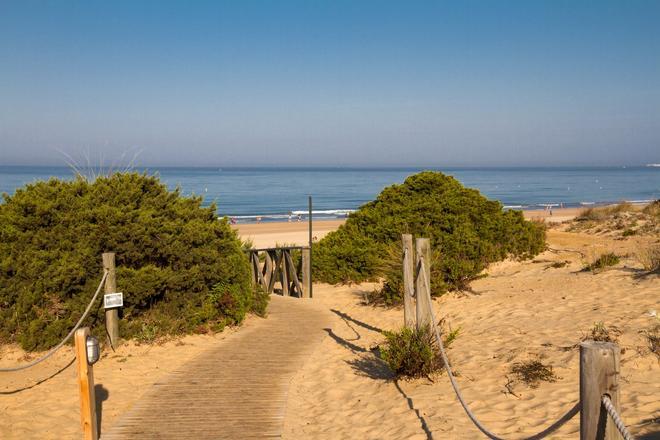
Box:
(2, 210, 658, 439)
(282, 229, 659, 439)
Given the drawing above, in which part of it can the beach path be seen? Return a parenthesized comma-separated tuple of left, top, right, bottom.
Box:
(103, 294, 330, 439)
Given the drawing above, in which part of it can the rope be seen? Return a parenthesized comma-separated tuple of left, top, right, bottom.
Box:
(417, 257, 580, 439)
(602, 395, 635, 440)
(0, 270, 109, 372)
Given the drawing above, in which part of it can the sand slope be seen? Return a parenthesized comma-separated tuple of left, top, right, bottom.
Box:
(283, 230, 659, 439)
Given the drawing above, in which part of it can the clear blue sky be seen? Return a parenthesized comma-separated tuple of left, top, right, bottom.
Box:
(1, 1, 658, 167)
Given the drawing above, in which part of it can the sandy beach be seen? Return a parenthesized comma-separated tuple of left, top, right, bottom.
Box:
(1, 209, 658, 439)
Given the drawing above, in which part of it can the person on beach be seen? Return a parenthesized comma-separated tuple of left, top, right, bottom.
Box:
(288, 212, 292, 222)
(256, 216, 262, 223)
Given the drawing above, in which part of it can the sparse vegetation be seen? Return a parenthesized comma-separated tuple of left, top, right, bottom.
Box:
(380, 324, 458, 379)
(635, 244, 660, 274)
(585, 322, 621, 343)
(643, 324, 659, 358)
(570, 201, 659, 237)
(0, 173, 266, 350)
(548, 260, 569, 269)
(314, 171, 546, 302)
(509, 359, 558, 388)
(583, 252, 620, 273)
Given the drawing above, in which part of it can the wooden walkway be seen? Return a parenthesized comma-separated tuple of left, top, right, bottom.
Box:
(103, 295, 330, 439)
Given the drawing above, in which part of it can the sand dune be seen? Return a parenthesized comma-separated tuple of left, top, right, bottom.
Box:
(283, 230, 659, 439)
(1, 218, 658, 439)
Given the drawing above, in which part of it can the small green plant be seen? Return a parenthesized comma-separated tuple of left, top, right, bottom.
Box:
(380, 324, 458, 379)
(583, 253, 620, 273)
(585, 322, 621, 343)
(510, 360, 557, 388)
(380, 326, 443, 379)
(622, 228, 636, 237)
(548, 260, 569, 269)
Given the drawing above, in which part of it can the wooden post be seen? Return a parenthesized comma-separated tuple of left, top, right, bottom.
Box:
(102, 252, 119, 347)
(267, 250, 279, 293)
(302, 247, 311, 298)
(75, 327, 98, 440)
(580, 341, 621, 440)
(264, 251, 274, 290)
(402, 234, 415, 328)
(308, 195, 313, 298)
(415, 238, 432, 330)
(281, 250, 290, 296)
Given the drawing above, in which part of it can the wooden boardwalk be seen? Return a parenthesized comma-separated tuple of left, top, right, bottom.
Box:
(103, 295, 330, 439)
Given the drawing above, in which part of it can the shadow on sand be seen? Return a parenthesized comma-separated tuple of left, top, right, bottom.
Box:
(95, 383, 109, 437)
(0, 356, 75, 395)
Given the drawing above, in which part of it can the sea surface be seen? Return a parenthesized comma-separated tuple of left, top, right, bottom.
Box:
(0, 166, 658, 222)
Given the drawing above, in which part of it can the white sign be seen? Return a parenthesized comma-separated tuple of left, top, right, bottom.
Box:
(104, 292, 123, 309)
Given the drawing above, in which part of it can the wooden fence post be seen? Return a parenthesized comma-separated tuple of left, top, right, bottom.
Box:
(415, 238, 432, 330)
(75, 327, 98, 440)
(302, 247, 311, 298)
(264, 251, 273, 290)
(580, 341, 621, 440)
(402, 234, 415, 328)
(102, 253, 119, 347)
(281, 250, 290, 296)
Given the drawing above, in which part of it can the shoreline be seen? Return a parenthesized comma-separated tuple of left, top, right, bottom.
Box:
(225, 200, 654, 226)
(232, 207, 584, 248)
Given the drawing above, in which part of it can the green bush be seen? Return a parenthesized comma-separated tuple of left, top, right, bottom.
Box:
(380, 326, 443, 379)
(583, 252, 620, 273)
(0, 172, 265, 350)
(313, 171, 545, 299)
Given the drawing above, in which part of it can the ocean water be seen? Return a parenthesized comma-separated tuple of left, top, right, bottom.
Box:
(0, 166, 658, 222)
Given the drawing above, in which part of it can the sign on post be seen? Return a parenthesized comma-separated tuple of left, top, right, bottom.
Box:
(103, 292, 123, 309)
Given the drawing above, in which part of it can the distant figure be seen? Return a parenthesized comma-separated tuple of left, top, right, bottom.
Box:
(256, 216, 262, 223)
(549, 207, 553, 216)
(230, 217, 237, 225)
(288, 212, 293, 222)
(297, 214, 302, 222)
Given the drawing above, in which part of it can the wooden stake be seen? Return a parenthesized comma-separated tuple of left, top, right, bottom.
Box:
(580, 341, 621, 440)
(264, 251, 273, 290)
(102, 253, 119, 347)
(302, 247, 311, 298)
(402, 234, 415, 328)
(75, 327, 98, 440)
(415, 238, 432, 330)
(281, 250, 290, 296)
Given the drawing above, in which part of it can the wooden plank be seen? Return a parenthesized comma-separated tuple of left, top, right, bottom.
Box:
(267, 251, 283, 294)
(281, 250, 290, 296)
(103, 296, 331, 439)
(285, 251, 304, 297)
(402, 234, 415, 328)
(252, 252, 266, 288)
(301, 247, 311, 298)
(580, 341, 621, 440)
(102, 252, 119, 347)
(415, 238, 432, 330)
(263, 251, 274, 289)
(75, 327, 98, 440)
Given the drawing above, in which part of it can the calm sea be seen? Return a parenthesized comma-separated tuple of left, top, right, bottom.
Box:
(0, 166, 658, 222)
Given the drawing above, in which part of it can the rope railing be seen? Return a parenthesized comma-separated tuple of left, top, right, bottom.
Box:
(602, 395, 636, 440)
(0, 270, 109, 372)
(418, 256, 581, 439)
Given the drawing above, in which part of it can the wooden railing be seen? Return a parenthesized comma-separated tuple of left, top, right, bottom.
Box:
(247, 246, 312, 298)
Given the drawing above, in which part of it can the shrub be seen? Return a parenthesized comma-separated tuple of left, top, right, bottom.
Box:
(0, 173, 264, 350)
(583, 253, 620, 273)
(635, 245, 660, 274)
(380, 326, 443, 379)
(314, 171, 546, 298)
